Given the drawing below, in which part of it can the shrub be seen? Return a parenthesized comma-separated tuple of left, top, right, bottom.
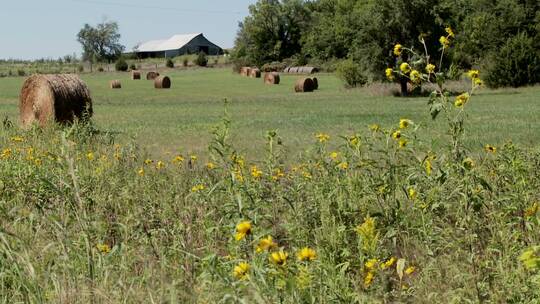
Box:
(182, 57, 189, 67)
(195, 52, 208, 67)
(17, 69, 26, 77)
(115, 58, 128, 72)
(77, 65, 84, 73)
(336, 60, 367, 88)
(484, 33, 540, 88)
(166, 58, 175, 68)
(261, 62, 287, 72)
(97, 67, 104, 72)
(129, 63, 136, 71)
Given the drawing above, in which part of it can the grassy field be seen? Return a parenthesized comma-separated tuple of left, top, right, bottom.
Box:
(1, 68, 539, 161)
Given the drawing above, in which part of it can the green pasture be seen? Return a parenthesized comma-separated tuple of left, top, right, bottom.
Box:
(0, 68, 539, 159)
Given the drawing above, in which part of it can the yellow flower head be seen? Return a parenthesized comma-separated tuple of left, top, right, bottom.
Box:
(439, 36, 450, 48)
(191, 184, 205, 192)
(1, 148, 12, 159)
(330, 151, 339, 160)
(206, 162, 216, 170)
(474, 78, 484, 86)
(400, 62, 411, 74)
(137, 168, 145, 176)
(350, 136, 360, 146)
(467, 70, 480, 79)
(524, 202, 539, 218)
(445, 26, 455, 38)
(393, 44, 403, 56)
(172, 155, 184, 164)
(392, 130, 402, 140)
(10, 136, 24, 143)
(408, 187, 417, 200)
(381, 257, 397, 270)
(233, 262, 250, 280)
(338, 162, 349, 170)
(399, 119, 412, 129)
(463, 157, 475, 170)
(410, 70, 421, 84)
(156, 161, 166, 170)
(369, 124, 381, 132)
(316, 133, 330, 143)
(270, 251, 289, 266)
(256, 236, 277, 253)
(485, 145, 496, 153)
(365, 258, 379, 270)
(86, 152, 95, 161)
(250, 165, 263, 179)
(385, 68, 394, 81)
(454, 92, 470, 107)
(96, 243, 111, 254)
(297, 247, 317, 262)
(272, 168, 285, 181)
(426, 63, 436, 74)
(235, 221, 252, 241)
(405, 266, 416, 275)
(364, 271, 375, 288)
(398, 139, 408, 148)
(425, 159, 432, 176)
(144, 159, 153, 165)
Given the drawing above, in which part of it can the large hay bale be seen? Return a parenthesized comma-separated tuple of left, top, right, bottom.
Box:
(264, 72, 280, 85)
(250, 68, 261, 78)
(312, 77, 319, 90)
(110, 80, 122, 89)
(284, 67, 291, 73)
(294, 78, 315, 92)
(154, 76, 171, 89)
(289, 67, 299, 74)
(19, 74, 93, 128)
(131, 70, 141, 80)
(240, 67, 251, 77)
(146, 71, 160, 80)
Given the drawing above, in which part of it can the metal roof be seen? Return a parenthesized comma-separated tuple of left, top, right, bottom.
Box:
(135, 33, 202, 52)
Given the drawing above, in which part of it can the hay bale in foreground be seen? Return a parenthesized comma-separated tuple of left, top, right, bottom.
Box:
(312, 77, 319, 90)
(294, 78, 315, 93)
(240, 67, 251, 77)
(110, 80, 122, 89)
(264, 72, 280, 85)
(131, 70, 141, 80)
(250, 68, 261, 78)
(19, 74, 93, 128)
(154, 76, 171, 89)
(146, 71, 160, 80)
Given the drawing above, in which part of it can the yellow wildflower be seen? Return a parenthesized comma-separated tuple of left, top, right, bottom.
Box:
(485, 145, 496, 153)
(270, 251, 289, 266)
(400, 62, 411, 74)
(86, 152, 95, 161)
(364, 272, 375, 288)
(381, 257, 397, 270)
(137, 168, 145, 176)
(410, 70, 421, 84)
(338, 162, 349, 170)
(250, 165, 263, 179)
(519, 247, 540, 270)
(190, 155, 197, 163)
(463, 157, 475, 170)
(426, 63, 436, 74)
(272, 168, 285, 181)
(10, 136, 24, 142)
(1, 148, 12, 159)
(408, 188, 417, 200)
(256, 236, 278, 253)
(233, 262, 250, 280)
(425, 159, 432, 176)
(350, 136, 360, 146)
(405, 266, 416, 275)
(524, 202, 539, 217)
(386, 68, 394, 81)
(302, 171, 312, 179)
(399, 139, 408, 148)
(96, 244, 111, 254)
(191, 184, 205, 192)
(393, 44, 403, 56)
(330, 151, 339, 160)
(439, 36, 450, 48)
(454, 92, 470, 107)
(445, 26, 455, 38)
(365, 258, 379, 270)
(369, 124, 381, 132)
(156, 161, 165, 170)
(356, 216, 378, 253)
(172, 155, 184, 164)
(297, 247, 317, 262)
(474, 78, 484, 86)
(399, 119, 412, 129)
(235, 221, 252, 241)
(467, 70, 480, 79)
(316, 133, 330, 143)
(392, 130, 402, 140)
(144, 159, 153, 165)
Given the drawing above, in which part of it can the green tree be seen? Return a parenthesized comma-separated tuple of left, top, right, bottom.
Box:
(77, 21, 125, 63)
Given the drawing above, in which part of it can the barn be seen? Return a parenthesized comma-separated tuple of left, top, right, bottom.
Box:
(132, 33, 223, 58)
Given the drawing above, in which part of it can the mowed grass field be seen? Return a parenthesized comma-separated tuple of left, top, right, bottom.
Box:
(1, 68, 539, 158)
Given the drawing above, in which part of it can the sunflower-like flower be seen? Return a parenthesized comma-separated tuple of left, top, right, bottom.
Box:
(235, 221, 252, 241)
(393, 44, 403, 56)
(426, 63, 436, 74)
(454, 92, 470, 107)
(270, 251, 289, 266)
(233, 262, 250, 280)
(256, 236, 277, 253)
(410, 70, 421, 84)
(297, 247, 317, 262)
(385, 68, 394, 81)
(400, 62, 411, 74)
(439, 36, 450, 48)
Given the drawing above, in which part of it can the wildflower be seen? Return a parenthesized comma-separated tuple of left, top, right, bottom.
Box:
(235, 221, 252, 241)
(365, 258, 379, 270)
(399, 119, 412, 129)
(364, 272, 375, 288)
(297, 247, 317, 262)
(350, 136, 360, 146)
(156, 161, 165, 170)
(191, 184, 205, 192)
(399, 139, 408, 148)
(206, 162, 216, 170)
(439, 36, 450, 48)
(410, 70, 421, 84)
(454, 92, 470, 107)
(425, 159, 432, 176)
(96, 244, 111, 254)
(338, 162, 349, 170)
(519, 247, 540, 270)
(233, 262, 250, 280)
(86, 152, 95, 161)
(250, 165, 263, 179)
(172, 155, 184, 164)
(445, 26, 455, 38)
(393, 44, 403, 56)
(485, 145, 496, 153)
(10, 136, 24, 142)
(270, 251, 289, 266)
(272, 168, 285, 181)
(34, 158, 42, 166)
(467, 70, 480, 79)
(474, 78, 484, 86)
(190, 155, 197, 163)
(316, 133, 330, 143)
(385, 68, 394, 81)
(256, 236, 278, 253)
(1, 148, 12, 159)
(405, 266, 416, 275)
(369, 124, 381, 132)
(356, 216, 378, 253)
(233, 168, 244, 183)
(392, 130, 402, 140)
(524, 202, 539, 217)
(463, 157, 475, 170)
(408, 188, 417, 200)
(400, 62, 411, 74)
(330, 151, 339, 161)
(302, 171, 312, 179)
(381, 257, 397, 270)
(426, 63, 436, 74)
(232, 155, 245, 168)
(137, 168, 145, 176)
(144, 159, 153, 165)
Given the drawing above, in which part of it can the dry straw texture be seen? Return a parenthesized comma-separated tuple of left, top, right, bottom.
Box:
(240, 67, 251, 77)
(146, 71, 160, 80)
(131, 71, 141, 80)
(154, 76, 171, 89)
(264, 72, 280, 85)
(19, 74, 93, 128)
(110, 80, 122, 89)
(294, 78, 315, 92)
(249, 68, 261, 78)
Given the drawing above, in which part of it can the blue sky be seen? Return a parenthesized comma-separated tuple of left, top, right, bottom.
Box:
(0, 0, 257, 60)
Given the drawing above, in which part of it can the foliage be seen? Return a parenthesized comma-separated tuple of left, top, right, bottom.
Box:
(129, 63, 136, 71)
(183, 57, 189, 67)
(114, 57, 128, 72)
(166, 58, 175, 68)
(335, 59, 367, 88)
(77, 20, 125, 63)
(484, 32, 540, 88)
(195, 52, 208, 67)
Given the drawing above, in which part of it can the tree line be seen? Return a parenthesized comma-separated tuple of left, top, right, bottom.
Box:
(233, 0, 540, 88)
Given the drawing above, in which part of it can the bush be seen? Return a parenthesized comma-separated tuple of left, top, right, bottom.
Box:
(484, 33, 540, 88)
(77, 65, 84, 73)
(166, 58, 175, 68)
(183, 57, 189, 67)
(261, 62, 287, 72)
(129, 64, 136, 71)
(115, 58, 128, 72)
(335, 60, 367, 88)
(195, 52, 208, 67)
(97, 67, 104, 72)
(17, 69, 26, 77)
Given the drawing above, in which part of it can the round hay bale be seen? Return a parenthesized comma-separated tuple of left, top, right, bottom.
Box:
(312, 77, 319, 90)
(304, 67, 318, 74)
(250, 68, 261, 78)
(19, 74, 93, 128)
(154, 76, 171, 89)
(131, 70, 141, 80)
(110, 80, 122, 89)
(264, 72, 280, 85)
(294, 78, 315, 93)
(146, 71, 160, 80)
(290, 67, 299, 74)
(284, 67, 291, 73)
(240, 67, 251, 77)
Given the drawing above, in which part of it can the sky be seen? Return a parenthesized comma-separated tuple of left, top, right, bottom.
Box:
(0, 0, 257, 60)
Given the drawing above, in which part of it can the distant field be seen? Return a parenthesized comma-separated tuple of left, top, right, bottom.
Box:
(1, 68, 539, 159)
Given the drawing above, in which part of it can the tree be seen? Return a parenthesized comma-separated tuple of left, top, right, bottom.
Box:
(77, 21, 125, 63)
